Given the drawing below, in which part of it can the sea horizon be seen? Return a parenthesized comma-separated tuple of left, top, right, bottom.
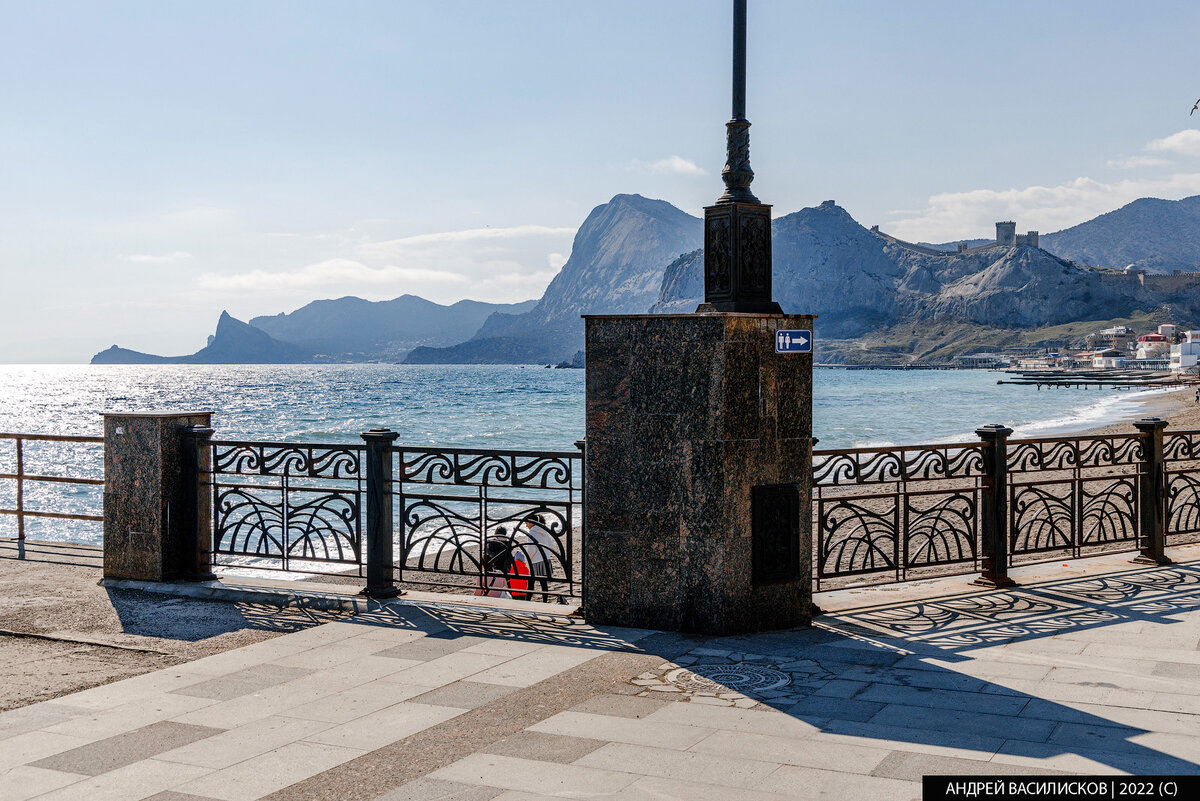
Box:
(0, 363, 1176, 550)
(0, 362, 1174, 447)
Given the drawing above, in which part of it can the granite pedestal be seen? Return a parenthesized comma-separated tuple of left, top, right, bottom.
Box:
(583, 312, 813, 635)
(102, 411, 213, 581)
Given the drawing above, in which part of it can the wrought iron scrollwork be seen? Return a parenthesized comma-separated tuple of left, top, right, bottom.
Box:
(817, 497, 897, 577)
(1080, 478, 1137, 544)
(905, 493, 976, 567)
(396, 445, 581, 598)
(206, 439, 580, 596)
(1008, 435, 1142, 473)
(400, 449, 575, 489)
(1164, 432, 1200, 462)
(1010, 484, 1073, 553)
(812, 444, 984, 486)
(213, 486, 360, 564)
(1166, 471, 1200, 535)
(401, 498, 570, 579)
(213, 442, 361, 479)
(209, 440, 364, 573)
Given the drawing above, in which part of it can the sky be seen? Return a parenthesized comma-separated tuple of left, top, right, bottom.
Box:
(3, 0, 1200, 362)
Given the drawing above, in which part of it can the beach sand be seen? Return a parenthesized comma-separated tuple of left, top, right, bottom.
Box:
(1083, 385, 1200, 437)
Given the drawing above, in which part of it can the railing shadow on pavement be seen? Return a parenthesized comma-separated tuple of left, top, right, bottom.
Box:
(340, 601, 659, 653)
(0, 537, 104, 569)
(102, 587, 349, 641)
(630, 562, 1200, 777)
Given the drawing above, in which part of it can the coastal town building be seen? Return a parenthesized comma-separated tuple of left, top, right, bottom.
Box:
(1136, 333, 1171, 360)
(1091, 347, 1127, 368)
(1087, 326, 1137, 354)
(1170, 331, 1200, 371)
(953, 352, 1009, 368)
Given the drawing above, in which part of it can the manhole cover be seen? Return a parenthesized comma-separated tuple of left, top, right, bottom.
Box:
(665, 663, 791, 694)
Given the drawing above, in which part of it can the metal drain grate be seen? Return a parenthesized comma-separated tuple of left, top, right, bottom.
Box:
(665, 663, 792, 694)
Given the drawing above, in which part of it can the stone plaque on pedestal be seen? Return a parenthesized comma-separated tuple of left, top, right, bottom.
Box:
(583, 312, 813, 635)
(102, 411, 213, 581)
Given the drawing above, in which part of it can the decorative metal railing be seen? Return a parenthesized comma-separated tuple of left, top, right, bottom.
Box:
(1164, 431, 1200, 545)
(0, 433, 104, 541)
(812, 442, 986, 586)
(1006, 434, 1143, 558)
(813, 422, 1176, 590)
(208, 439, 366, 575)
(204, 433, 583, 600)
(395, 446, 582, 600)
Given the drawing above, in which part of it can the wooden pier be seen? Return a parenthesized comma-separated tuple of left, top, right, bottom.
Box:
(997, 368, 1198, 390)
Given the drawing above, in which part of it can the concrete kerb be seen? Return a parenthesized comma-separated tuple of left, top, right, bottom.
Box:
(98, 576, 583, 622)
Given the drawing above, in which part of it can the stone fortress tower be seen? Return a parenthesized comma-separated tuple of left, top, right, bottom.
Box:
(996, 220, 1038, 247)
(995, 221, 1016, 245)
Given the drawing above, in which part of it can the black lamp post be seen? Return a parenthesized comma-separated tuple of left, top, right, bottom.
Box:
(700, 0, 782, 314)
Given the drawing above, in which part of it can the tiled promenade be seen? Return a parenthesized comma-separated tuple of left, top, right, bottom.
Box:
(3, 548, 1200, 801)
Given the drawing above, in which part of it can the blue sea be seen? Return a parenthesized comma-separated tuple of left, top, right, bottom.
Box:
(0, 364, 1175, 545)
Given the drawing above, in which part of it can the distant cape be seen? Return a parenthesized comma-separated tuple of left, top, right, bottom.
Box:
(90, 296, 536, 365)
(91, 311, 311, 364)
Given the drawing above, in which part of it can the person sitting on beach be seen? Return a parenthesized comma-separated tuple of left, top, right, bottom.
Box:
(475, 532, 514, 599)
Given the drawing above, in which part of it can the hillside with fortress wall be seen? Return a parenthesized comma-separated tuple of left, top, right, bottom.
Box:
(656, 201, 1200, 339)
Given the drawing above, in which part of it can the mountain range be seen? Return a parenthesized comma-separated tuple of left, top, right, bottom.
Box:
(405, 194, 701, 364)
(91, 193, 1200, 366)
(92, 297, 534, 364)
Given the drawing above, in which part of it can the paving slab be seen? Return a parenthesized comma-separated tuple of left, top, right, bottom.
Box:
(755, 764, 921, 801)
(172, 741, 364, 801)
(29, 721, 222, 776)
(575, 741, 779, 789)
(0, 765, 89, 801)
(429, 753, 640, 797)
(373, 777, 503, 801)
(410, 681, 519, 711)
(171, 667, 313, 702)
(154, 716, 335, 770)
(481, 730, 607, 765)
(566, 693, 669, 719)
(690, 727, 893, 775)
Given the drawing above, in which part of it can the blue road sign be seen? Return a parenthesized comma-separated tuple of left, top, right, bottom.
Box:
(775, 329, 812, 353)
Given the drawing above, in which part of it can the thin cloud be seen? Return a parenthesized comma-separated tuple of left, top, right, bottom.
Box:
(887, 173, 1200, 241)
(196, 259, 467, 293)
(651, 156, 705, 176)
(627, 155, 707, 177)
(357, 225, 574, 260)
(125, 251, 193, 264)
(190, 223, 575, 304)
(1147, 129, 1200, 157)
(1106, 156, 1169, 169)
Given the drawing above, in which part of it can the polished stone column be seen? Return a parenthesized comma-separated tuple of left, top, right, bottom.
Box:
(102, 411, 213, 581)
(583, 312, 814, 635)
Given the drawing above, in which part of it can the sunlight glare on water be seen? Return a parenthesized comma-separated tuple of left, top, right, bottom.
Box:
(0, 364, 1168, 546)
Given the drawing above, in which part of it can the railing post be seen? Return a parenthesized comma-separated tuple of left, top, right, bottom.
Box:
(15, 437, 24, 541)
(181, 425, 216, 581)
(975, 424, 1016, 588)
(575, 438, 586, 608)
(1132, 417, 1172, 566)
(361, 428, 400, 598)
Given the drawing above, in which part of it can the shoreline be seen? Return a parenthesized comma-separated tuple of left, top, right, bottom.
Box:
(1079, 384, 1200, 438)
